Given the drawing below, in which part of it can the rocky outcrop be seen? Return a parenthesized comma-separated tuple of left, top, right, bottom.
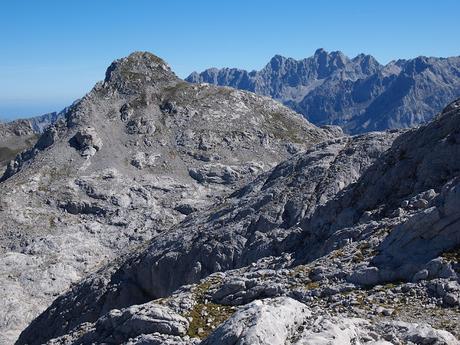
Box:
(187, 49, 460, 134)
(201, 297, 311, 345)
(69, 127, 103, 157)
(203, 297, 458, 345)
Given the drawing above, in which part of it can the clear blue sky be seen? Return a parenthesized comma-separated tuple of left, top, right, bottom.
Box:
(1, 0, 459, 120)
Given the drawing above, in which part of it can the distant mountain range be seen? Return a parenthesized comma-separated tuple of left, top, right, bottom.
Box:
(27, 110, 64, 133)
(187, 49, 460, 133)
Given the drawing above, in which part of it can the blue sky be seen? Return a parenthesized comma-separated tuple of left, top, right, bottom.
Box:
(1, 0, 459, 120)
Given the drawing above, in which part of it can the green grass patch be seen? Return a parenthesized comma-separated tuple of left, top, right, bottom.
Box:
(183, 277, 236, 339)
(442, 246, 460, 263)
(186, 302, 235, 339)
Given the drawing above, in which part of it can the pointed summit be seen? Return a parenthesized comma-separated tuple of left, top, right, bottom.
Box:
(268, 54, 287, 69)
(352, 53, 381, 74)
(314, 48, 327, 57)
(311, 48, 349, 77)
(104, 51, 178, 94)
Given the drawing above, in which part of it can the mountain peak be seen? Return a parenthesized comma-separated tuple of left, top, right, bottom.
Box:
(268, 54, 287, 68)
(270, 54, 286, 60)
(352, 53, 381, 73)
(314, 48, 327, 57)
(104, 51, 177, 93)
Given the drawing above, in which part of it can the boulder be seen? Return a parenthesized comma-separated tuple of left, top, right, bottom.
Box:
(69, 127, 103, 157)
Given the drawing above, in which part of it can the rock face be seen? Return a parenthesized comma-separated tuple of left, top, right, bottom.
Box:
(0, 52, 334, 344)
(201, 297, 311, 345)
(16, 98, 460, 345)
(187, 49, 460, 134)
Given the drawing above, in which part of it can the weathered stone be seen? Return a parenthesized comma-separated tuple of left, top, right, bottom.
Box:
(69, 127, 103, 157)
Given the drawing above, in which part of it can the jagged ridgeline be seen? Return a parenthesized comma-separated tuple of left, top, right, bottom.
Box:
(0, 52, 336, 344)
(187, 49, 460, 134)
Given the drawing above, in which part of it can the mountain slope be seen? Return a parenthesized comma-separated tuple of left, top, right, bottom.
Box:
(0, 52, 334, 344)
(18, 99, 460, 344)
(187, 49, 460, 134)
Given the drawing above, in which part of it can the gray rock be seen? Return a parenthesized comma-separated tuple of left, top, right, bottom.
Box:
(413, 269, 429, 282)
(201, 297, 311, 345)
(91, 302, 189, 343)
(443, 293, 459, 307)
(202, 297, 458, 345)
(69, 127, 103, 157)
(385, 321, 459, 345)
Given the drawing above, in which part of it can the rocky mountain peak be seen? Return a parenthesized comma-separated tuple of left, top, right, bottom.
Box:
(402, 55, 430, 75)
(104, 51, 178, 93)
(352, 53, 381, 74)
(312, 48, 349, 75)
(328, 50, 348, 64)
(268, 54, 287, 69)
(313, 47, 327, 56)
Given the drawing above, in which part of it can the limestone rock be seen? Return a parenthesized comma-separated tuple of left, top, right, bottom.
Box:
(201, 297, 311, 345)
(69, 127, 103, 157)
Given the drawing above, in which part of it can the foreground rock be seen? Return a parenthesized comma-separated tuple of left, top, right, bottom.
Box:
(204, 297, 458, 345)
